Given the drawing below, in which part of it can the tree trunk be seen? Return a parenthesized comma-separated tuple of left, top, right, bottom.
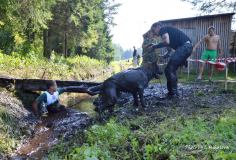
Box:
(63, 32, 65, 56)
(55, 34, 60, 54)
(43, 29, 48, 57)
(65, 33, 67, 58)
(47, 29, 52, 59)
(32, 31, 36, 47)
(28, 30, 31, 45)
(62, 32, 68, 58)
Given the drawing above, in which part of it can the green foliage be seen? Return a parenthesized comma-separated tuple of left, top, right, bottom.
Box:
(0, 0, 121, 62)
(0, 51, 107, 80)
(182, 0, 236, 15)
(194, 90, 205, 96)
(0, 0, 58, 31)
(0, 31, 15, 54)
(113, 43, 124, 61)
(122, 48, 133, 60)
(47, 109, 236, 159)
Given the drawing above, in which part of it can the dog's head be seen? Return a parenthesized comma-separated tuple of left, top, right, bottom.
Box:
(140, 60, 163, 79)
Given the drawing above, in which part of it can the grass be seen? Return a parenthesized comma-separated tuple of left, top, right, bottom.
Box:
(0, 51, 108, 80)
(46, 108, 236, 160)
(150, 66, 236, 85)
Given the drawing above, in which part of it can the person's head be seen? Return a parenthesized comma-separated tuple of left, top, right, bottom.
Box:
(148, 31, 154, 39)
(133, 46, 135, 49)
(208, 26, 214, 36)
(46, 80, 57, 92)
(151, 22, 162, 36)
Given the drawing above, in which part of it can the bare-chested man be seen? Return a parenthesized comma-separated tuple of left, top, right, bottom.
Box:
(193, 26, 222, 82)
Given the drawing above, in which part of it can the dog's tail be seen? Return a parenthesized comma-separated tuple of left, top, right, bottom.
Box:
(87, 85, 102, 96)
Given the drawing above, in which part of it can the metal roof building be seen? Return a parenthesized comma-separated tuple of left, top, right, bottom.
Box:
(143, 13, 235, 71)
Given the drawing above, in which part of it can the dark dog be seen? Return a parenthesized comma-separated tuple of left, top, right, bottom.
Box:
(87, 60, 163, 121)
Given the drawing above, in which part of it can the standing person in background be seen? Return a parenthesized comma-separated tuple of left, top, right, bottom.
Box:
(133, 46, 138, 68)
(137, 52, 141, 66)
(141, 31, 157, 65)
(193, 26, 222, 82)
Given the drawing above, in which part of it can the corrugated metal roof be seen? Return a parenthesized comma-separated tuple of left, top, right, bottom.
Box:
(159, 13, 235, 23)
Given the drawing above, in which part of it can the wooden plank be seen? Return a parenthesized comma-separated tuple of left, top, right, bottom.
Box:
(0, 77, 102, 92)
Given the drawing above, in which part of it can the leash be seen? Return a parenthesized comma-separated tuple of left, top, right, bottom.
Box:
(67, 95, 91, 108)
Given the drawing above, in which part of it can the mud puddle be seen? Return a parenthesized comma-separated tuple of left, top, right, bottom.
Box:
(10, 74, 110, 159)
(93, 82, 236, 121)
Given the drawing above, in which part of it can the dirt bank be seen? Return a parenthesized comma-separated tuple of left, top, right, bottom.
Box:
(0, 88, 38, 159)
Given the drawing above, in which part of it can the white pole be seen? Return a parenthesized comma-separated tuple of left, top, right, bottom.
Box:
(188, 59, 190, 79)
(225, 65, 228, 90)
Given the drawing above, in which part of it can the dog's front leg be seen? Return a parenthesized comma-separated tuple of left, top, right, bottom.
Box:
(132, 92, 138, 106)
(138, 90, 146, 108)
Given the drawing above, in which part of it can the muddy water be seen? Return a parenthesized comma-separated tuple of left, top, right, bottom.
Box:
(10, 73, 111, 159)
(11, 95, 98, 160)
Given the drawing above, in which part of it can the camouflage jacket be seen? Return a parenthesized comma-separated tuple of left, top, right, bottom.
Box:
(142, 38, 157, 54)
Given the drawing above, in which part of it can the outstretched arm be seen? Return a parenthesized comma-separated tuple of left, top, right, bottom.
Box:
(32, 100, 39, 117)
(218, 36, 222, 58)
(193, 36, 206, 53)
(63, 85, 88, 93)
(149, 33, 170, 51)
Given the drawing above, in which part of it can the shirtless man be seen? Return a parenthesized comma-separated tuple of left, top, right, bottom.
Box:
(193, 26, 222, 82)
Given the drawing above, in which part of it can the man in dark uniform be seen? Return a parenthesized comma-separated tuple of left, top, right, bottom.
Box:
(149, 22, 193, 98)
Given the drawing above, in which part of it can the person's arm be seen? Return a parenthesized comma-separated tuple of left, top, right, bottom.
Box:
(32, 100, 39, 117)
(218, 36, 222, 58)
(193, 36, 206, 54)
(142, 43, 151, 49)
(62, 85, 87, 93)
(149, 33, 170, 51)
(33, 93, 47, 117)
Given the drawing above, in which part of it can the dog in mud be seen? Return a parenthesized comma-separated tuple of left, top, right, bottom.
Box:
(87, 60, 163, 121)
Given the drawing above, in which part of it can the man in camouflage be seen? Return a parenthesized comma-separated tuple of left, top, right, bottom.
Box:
(141, 31, 157, 65)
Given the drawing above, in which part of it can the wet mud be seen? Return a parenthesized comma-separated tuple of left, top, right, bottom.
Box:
(93, 83, 236, 121)
(10, 109, 92, 160)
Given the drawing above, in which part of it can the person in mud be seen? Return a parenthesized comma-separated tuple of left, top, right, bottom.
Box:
(133, 46, 138, 67)
(32, 80, 85, 117)
(142, 31, 157, 65)
(193, 26, 222, 82)
(149, 22, 193, 99)
(137, 52, 141, 66)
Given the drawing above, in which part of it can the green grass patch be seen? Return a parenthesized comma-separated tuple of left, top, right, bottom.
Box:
(47, 109, 236, 160)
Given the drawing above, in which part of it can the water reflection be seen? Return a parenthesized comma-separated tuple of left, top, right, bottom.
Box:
(60, 93, 98, 117)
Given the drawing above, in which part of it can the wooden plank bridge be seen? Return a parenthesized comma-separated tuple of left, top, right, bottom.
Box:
(0, 76, 102, 92)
